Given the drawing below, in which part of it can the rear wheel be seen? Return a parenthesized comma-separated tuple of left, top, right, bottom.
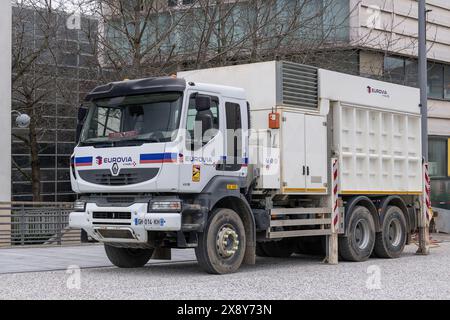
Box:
(374, 206, 407, 258)
(195, 208, 246, 274)
(104, 245, 154, 268)
(339, 206, 376, 262)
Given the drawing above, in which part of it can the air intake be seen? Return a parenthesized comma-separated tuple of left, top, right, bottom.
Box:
(279, 62, 318, 109)
(78, 168, 159, 186)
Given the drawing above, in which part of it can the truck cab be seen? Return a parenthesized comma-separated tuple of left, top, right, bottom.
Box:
(70, 77, 255, 274)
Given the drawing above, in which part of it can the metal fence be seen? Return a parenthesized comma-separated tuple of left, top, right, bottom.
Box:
(0, 202, 81, 247)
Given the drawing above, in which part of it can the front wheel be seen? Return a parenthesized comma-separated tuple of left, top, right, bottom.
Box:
(104, 244, 154, 268)
(195, 208, 246, 274)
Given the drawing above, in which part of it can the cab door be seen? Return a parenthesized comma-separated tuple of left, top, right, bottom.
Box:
(178, 90, 226, 192)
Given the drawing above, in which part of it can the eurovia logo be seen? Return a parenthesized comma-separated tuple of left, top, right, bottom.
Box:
(367, 86, 390, 98)
(96, 156, 103, 165)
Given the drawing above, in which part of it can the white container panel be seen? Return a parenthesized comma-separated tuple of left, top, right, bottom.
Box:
(335, 103, 422, 194)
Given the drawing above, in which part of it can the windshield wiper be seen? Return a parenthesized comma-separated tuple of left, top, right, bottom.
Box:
(113, 138, 160, 147)
(81, 141, 114, 148)
(81, 138, 163, 148)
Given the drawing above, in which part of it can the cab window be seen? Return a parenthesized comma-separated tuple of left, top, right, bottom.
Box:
(186, 94, 220, 150)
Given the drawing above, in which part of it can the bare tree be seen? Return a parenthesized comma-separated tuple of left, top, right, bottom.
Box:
(12, 0, 98, 201)
(13, 1, 60, 201)
(69, 0, 378, 78)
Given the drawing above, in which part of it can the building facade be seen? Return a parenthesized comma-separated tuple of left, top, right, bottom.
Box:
(347, 0, 450, 209)
(11, 5, 99, 202)
(0, 1, 12, 242)
(1, 3, 12, 203)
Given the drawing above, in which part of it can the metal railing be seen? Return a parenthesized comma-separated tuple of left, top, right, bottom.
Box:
(0, 202, 81, 248)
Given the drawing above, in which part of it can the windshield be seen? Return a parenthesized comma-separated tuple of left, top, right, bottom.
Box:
(80, 92, 183, 146)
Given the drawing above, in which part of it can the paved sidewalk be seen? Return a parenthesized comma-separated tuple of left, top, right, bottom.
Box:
(0, 234, 448, 275)
(0, 245, 196, 274)
(1, 241, 450, 300)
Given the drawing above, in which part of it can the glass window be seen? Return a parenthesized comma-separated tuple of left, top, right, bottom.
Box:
(431, 180, 450, 210)
(444, 65, 450, 100)
(186, 94, 219, 150)
(429, 138, 447, 177)
(225, 102, 243, 171)
(81, 92, 183, 145)
(428, 63, 444, 99)
(384, 56, 405, 84)
(225, 102, 242, 131)
(186, 95, 219, 133)
(405, 59, 418, 88)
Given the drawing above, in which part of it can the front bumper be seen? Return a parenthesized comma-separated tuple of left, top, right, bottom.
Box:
(69, 201, 207, 244)
(69, 202, 182, 244)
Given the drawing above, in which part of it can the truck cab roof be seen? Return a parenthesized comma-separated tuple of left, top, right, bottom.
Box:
(85, 77, 187, 101)
(85, 77, 247, 102)
(186, 82, 247, 101)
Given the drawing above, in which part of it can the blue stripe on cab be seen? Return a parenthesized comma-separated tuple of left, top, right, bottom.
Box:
(75, 157, 93, 164)
(140, 153, 177, 163)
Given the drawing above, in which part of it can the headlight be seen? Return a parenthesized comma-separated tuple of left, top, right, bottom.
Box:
(149, 201, 182, 213)
(74, 200, 86, 212)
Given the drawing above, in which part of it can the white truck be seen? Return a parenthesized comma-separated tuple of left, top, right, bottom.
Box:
(69, 61, 425, 274)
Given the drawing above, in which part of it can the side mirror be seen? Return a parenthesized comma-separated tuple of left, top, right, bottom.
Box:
(195, 96, 212, 112)
(78, 106, 88, 122)
(76, 106, 89, 143)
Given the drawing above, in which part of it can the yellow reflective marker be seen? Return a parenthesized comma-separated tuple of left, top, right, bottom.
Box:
(227, 184, 239, 190)
(448, 138, 450, 176)
(192, 165, 201, 182)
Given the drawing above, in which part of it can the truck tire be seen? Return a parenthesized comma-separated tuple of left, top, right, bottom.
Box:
(104, 244, 154, 268)
(195, 208, 246, 274)
(339, 206, 376, 262)
(373, 206, 407, 259)
(259, 239, 295, 258)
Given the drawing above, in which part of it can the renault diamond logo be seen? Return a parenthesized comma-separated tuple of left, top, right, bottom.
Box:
(111, 163, 120, 176)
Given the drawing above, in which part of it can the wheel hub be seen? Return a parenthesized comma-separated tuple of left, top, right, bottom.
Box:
(216, 226, 240, 259)
(388, 219, 402, 247)
(354, 219, 370, 250)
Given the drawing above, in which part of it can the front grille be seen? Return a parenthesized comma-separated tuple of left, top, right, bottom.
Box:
(96, 229, 135, 240)
(105, 197, 136, 205)
(79, 168, 159, 186)
(93, 212, 131, 220)
(93, 222, 131, 226)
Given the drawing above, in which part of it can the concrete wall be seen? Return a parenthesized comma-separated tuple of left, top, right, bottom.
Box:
(349, 0, 450, 64)
(0, 2, 11, 244)
(429, 100, 450, 136)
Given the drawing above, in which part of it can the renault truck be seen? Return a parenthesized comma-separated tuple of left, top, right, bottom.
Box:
(69, 61, 426, 274)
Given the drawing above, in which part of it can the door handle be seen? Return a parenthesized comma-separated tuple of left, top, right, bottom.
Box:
(307, 166, 310, 176)
(302, 166, 306, 176)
